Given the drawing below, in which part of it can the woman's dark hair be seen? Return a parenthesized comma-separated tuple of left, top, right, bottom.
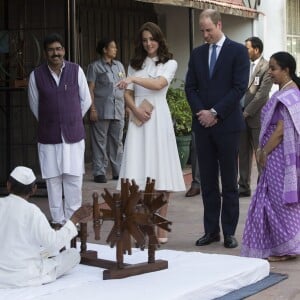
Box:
(96, 38, 116, 56)
(271, 51, 300, 89)
(8, 176, 36, 196)
(130, 22, 173, 70)
(43, 33, 64, 50)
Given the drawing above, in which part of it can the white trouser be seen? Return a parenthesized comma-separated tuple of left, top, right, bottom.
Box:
(46, 174, 83, 224)
(53, 248, 81, 279)
(42, 248, 80, 285)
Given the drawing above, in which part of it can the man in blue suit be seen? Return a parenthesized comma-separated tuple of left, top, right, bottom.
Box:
(185, 9, 249, 248)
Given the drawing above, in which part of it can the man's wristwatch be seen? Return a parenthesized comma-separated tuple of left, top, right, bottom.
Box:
(210, 108, 218, 117)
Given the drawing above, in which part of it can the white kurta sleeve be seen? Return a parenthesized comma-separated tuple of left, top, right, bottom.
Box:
(28, 71, 39, 120)
(78, 66, 92, 116)
(31, 206, 78, 254)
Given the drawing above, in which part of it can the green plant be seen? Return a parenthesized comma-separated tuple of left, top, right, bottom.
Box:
(167, 80, 192, 136)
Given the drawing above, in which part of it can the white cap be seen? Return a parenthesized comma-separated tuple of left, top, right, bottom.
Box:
(10, 166, 36, 185)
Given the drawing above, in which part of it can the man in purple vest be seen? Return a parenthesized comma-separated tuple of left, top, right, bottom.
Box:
(28, 33, 91, 227)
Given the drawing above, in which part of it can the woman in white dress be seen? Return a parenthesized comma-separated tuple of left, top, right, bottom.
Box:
(117, 22, 185, 243)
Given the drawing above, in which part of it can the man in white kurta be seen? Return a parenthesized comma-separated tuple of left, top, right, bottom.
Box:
(28, 33, 91, 225)
(0, 166, 92, 288)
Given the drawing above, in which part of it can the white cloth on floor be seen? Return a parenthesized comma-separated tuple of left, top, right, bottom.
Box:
(0, 243, 270, 300)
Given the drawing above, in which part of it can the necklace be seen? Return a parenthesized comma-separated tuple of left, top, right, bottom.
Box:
(280, 80, 293, 90)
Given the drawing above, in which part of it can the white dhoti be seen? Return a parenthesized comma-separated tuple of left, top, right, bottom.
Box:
(41, 248, 81, 285)
(39, 139, 85, 224)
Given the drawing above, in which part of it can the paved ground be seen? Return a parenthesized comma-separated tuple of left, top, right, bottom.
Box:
(28, 163, 300, 300)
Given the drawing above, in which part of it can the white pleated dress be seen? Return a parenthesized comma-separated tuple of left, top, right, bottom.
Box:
(117, 57, 185, 192)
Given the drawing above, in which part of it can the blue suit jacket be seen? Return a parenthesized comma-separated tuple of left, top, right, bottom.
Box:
(185, 37, 250, 133)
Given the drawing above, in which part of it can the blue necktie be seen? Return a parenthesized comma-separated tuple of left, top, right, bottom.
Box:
(209, 44, 217, 78)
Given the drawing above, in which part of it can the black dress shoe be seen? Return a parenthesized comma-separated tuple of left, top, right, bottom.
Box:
(112, 176, 119, 180)
(238, 190, 251, 197)
(224, 235, 238, 248)
(195, 233, 220, 246)
(185, 187, 201, 197)
(94, 175, 107, 183)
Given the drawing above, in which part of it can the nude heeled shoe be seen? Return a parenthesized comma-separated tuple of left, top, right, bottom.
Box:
(158, 237, 168, 244)
(157, 227, 168, 244)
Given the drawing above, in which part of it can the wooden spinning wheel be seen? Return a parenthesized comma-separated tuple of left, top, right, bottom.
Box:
(78, 177, 172, 280)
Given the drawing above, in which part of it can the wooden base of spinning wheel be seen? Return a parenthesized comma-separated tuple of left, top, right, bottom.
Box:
(80, 249, 168, 280)
(80, 250, 124, 270)
(103, 259, 168, 280)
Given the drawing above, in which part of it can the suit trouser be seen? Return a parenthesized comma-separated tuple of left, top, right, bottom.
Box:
(90, 119, 124, 177)
(195, 128, 240, 236)
(190, 131, 201, 188)
(238, 125, 261, 193)
(46, 174, 83, 224)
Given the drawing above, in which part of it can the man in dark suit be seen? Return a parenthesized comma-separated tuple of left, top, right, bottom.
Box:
(238, 37, 273, 197)
(185, 9, 249, 248)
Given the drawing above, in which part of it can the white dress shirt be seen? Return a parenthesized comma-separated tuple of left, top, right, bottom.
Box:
(249, 55, 262, 83)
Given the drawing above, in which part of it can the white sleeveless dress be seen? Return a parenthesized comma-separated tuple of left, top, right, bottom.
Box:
(117, 57, 185, 192)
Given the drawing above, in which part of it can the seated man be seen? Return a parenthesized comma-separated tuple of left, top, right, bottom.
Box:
(0, 166, 92, 288)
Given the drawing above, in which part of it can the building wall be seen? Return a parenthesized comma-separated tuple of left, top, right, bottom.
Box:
(155, 5, 190, 83)
(254, 0, 286, 60)
(153, 4, 253, 83)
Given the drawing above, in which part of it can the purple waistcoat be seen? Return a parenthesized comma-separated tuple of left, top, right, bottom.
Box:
(34, 61, 85, 144)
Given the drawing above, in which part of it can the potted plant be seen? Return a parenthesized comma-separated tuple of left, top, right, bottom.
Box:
(167, 80, 192, 168)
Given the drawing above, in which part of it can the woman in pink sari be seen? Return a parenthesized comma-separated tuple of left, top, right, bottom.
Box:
(242, 52, 300, 261)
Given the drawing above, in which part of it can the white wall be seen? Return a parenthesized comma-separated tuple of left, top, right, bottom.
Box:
(253, 0, 286, 60)
(193, 11, 253, 45)
(222, 15, 252, 44)
(253, 0, 285, 94)
(155, 5, 190, 83)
